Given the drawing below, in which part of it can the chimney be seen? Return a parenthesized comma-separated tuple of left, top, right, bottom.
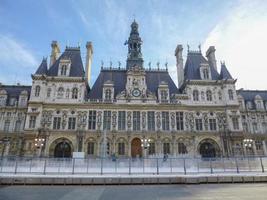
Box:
(49, 41, 60, 68)
(86, 41, 93, 85)
(175, 44, 184, 87)
(206, 46, 217, 71)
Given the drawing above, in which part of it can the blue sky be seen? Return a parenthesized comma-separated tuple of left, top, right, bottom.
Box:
(0, 0, 267, 89)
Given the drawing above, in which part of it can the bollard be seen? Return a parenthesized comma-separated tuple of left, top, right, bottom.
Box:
(72, 158, 75, 175)
(260, 157, 265, 173)
(183, 158, 186, 175)
(156, 158, 159, 175)
(43, 158, 47, 175)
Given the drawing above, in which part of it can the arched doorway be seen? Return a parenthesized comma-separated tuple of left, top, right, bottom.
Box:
(49, 138, 73, 158)
(198, 139, 220, 158)
(131, 138, 142, 158)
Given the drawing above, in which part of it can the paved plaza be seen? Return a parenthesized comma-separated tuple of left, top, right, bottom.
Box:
(0, 184, 267, 200)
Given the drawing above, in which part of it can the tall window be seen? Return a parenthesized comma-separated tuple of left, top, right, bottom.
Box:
(206, 90, 212, 101)
(88, 142, 95, 155)
(14, 120, 21, 132)
(118, 142, 125, 155)
(232, 117, 239, 130)
(178, 143, 187, 154)
(103, 111, 111, 130)
(252, 122, 258, 133)
(195, 119, 203, 131)
(29, 116, 36, 129)
(118, 111, 126, 130)
(35, 86, 40, 97)
(47, 88, 51, 97)
(66, 89, 70, 98)
(262, 122, 267, 133)
(163, 142, 170, 154)
(88, 111, 96, 130)
(176, 112, 184, 131)
(0, 96, 6, 106)
(243, 122, 248, 132)
(61, 65, 67, 75)
(104, 89, 112, 100)
(148, 142, 155, 155)
(255, 141, 263, 150)
(57, 87, 64, 98)
(147, 111, 155, 131)
(53, 117, 61, 130)
(4, 120, 10, 132)
(72, 88, 78, 99)
(68, 117, 76, 130)
(193, 90, 199, 101)
(133, 111, 141, 131)
(203, 68, 209, 79)
(162, 112, 169, 131)
(218, 91, 222, 100)
(209, 119, 217, 131)
(228, 89, 234, 100)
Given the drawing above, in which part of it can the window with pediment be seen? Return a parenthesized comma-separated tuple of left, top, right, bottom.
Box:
(72, 88, 78, 99)
(193, 90, 199, 101)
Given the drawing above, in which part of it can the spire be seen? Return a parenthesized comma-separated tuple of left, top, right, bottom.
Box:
(125, 20, 144, 69)
(220, 61, 233, 79)
(35, 57, 48, 75)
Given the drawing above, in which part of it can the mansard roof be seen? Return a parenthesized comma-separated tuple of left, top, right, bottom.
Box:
(237, 90, 267, 102)
(35, 58, 48, 75)
(184, 51, 220, 80)
(47, 47, 85, 77)
(88, 69, 179, 99)
(220, 63, 233, 79)
(0, 85, 31, 105)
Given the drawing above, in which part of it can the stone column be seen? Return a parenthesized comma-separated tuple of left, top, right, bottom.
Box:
(128, 135, 131, 157)
(252, 140, 258, 156)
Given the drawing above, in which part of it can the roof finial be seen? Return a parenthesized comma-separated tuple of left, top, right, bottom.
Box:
(101, 60, 104, 69)
(157, 61, 160, 70)
(187, 43, 190, 53)
(165, 61, 168, 71)
(118, 61, 121, 69)
(148, 61, 151, 70)
(198, 43, 201, 53)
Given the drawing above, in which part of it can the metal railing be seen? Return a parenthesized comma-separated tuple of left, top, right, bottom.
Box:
(0, 156, 266, 175)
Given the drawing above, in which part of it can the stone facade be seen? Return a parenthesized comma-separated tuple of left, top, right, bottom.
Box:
(0, 21, 267, 158)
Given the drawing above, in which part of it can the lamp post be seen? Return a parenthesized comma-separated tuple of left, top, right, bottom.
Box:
(141, 138, 150, 158)
(0, 137, 10, 159)
(243, 138, 253, 156)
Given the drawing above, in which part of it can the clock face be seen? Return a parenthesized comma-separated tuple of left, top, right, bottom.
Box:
(132, 89, 141, 97)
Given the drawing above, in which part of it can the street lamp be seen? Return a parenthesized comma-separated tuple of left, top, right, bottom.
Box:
(243, 138, 253, 156)
(0, 137, 10, 158)
(141, 138, 150, 158)
(34, 137, 45, 157)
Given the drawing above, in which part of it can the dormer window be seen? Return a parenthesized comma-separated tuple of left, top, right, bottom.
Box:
(160, 90, 168, 101)
(72, 88, 78, 99)
(203, 68, 209, 79)
(105, 89, 112, 100)
(60, 65, 67, 76)
(193, 90, 199, 101)
(0, 96, 6, 106)
(58, 59, 71, 76)
(35, 86, 40, 97)
(200, 64, 211, 80)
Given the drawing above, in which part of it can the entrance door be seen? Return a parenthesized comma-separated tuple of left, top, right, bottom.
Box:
(199, 142, 216, 158)
(131, 138, 142, 158)
(54, 142, 72, 158)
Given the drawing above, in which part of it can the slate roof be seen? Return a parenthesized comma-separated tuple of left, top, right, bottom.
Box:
(237, 90, 267, 109)
(88, 69, 179, 99)
(46, 47, 85, 77)
(0, 85, 31, 106)
(220, 63, 233, 79)
(184, 51, 220, 80)
(35, 58, 48, 75)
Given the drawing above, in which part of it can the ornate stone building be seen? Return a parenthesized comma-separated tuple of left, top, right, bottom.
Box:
(0, 21, 267, 158)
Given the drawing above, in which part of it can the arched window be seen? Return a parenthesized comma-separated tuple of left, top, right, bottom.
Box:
(228, 89, 234, 100)
(178, 142, 187, 154)
(193, 90, 199, 101)
(218, 91, 222, 100)
(57, 87, 64, 98)
(105, 89, 112, 100)
(66, 89, 70, 98)
(47, 88, 51, 97)
(72, 88, 78, 99)
(35, 86, 40, 97)
(206, 90, 212, 101)
(60, 65, 67, 76)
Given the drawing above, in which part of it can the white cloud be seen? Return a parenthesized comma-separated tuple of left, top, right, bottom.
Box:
(0, 34, 38, 84)
(0, 34, 38, 68)
(203, 0, 267, 90)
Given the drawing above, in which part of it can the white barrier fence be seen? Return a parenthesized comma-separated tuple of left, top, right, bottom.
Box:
(0, 156, 266, 175)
